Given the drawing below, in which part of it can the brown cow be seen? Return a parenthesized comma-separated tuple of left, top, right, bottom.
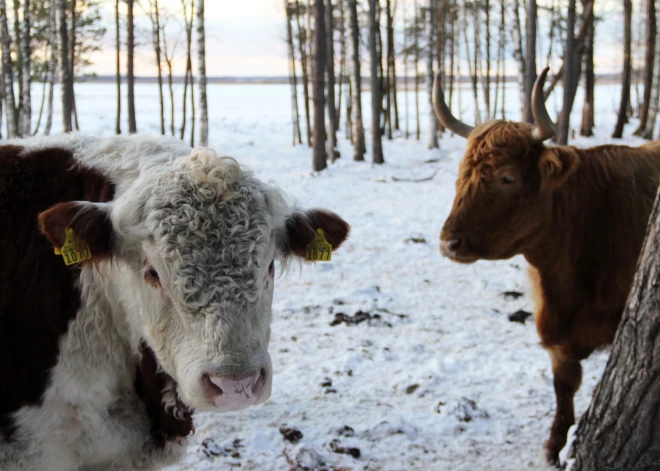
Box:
(433, 67, 660, 463)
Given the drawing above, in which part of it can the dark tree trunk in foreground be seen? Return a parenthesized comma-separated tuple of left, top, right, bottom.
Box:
(523, 0, 537, 123)
(115, 0, 121, 135)
(325, 0, 337, 160)
(580, 0, 595, 137)
(556, 0, 577, 145)
(57, 0, 72, 133)
(635, 0, 656, 135)
(569, 186, 660, 470)
(368, 0, 383, 164)
(613, 0, 632, 139)
(348, 0, 365, 160)
(312, 0, 327, 171)
(127, 0, 136, 134)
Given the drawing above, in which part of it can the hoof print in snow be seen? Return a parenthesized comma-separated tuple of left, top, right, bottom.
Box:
(280, 426, 304, 444)
(501, 290, 524, 300)
(508, 309, 532, 324)
(200, 437, 243, 459)
(405, 384, 420, 394)
(405, 237, 427, 244)
(329, 439, 361, 459)
(335, 425, 355, 437)
(453, 398, 490, 422)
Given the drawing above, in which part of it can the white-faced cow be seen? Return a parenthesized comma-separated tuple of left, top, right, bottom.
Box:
(0, 134, 349, 470)
(433, 68, 660, 463)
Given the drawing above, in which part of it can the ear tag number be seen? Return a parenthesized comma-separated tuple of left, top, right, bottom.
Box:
(306, 228, 332, 262)
(54, 227, 92, 266)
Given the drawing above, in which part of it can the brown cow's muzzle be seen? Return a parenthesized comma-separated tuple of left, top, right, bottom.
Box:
(439, 231, 478, 264)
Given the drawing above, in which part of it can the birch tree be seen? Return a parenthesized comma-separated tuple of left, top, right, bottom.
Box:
(196, 0, 209, 146)
(21, 0, 30, 135)
(325, 0, 338, 159)
(368, 0, 383, 163)
(348, 0, 365, 161)
(115, 0, 120, 134)
(147, 0, 165, 135)
(44, 0, 57, 136)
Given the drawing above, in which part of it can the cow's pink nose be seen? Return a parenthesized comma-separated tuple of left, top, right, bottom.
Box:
(202, 369, 266, 410)
(440, 238, 462, 257)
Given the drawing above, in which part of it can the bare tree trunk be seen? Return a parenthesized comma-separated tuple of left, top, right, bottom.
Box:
(493, 0, 505, 118)
(286, 1, 302, 146)
(511, 0, 525, 119)
(150, 0, 165, 135)
(161, 25, 176, 136)
(326, 0, 338, 159)
(385, 0, 393, 139)
(57, 0, 72, 133)
(556, 0, 577, 145)
(337, 0, 345, 127)
(295, 0, 312, 147)
(580, 0, 594, 137)
(69, 0, 78, 131)
(414, 0, 420, 140)
(32, 62, 46, 135)
(127, 0, 136, 134)
(180, 0, 193, 141)
(388, 0, 398, 131)
(636, 0, 656, 135)
(568, 186, 660, 470)
(0, 0, 16, 137)
(483, 0, 491, 120)
(448, 0, 455, 111)
(427, 0, 438, 148)
(312, 0, 328, 170)
(522, 0, 537, 123)
(464, 7, 480, 125)
(613, 0, 632, 139)
(348, 0, 365, 160)
(45, 0, 56, 136)
(643, 17, 660, 139)
(197, 0, 209, 146)
(13, 0, 22, 134)
(115, 0, 121, 135)
(368, 0, 383, 163)
(21, 0, 30, 135)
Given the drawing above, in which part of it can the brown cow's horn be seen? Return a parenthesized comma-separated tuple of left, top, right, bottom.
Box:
(531, 66, 556, 142)
(432, 71, 474, 139)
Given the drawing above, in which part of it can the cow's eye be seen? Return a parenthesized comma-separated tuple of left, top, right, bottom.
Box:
(145, 266, 161, 288)
(268, 260, 275, 277)
(501, 175, 516, 185)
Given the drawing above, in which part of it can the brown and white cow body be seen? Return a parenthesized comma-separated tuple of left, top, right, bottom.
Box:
(0, 134, 349, 470)
(433, 68, 660, 463)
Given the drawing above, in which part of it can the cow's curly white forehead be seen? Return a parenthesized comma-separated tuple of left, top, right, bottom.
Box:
(142, 149, 289, 311)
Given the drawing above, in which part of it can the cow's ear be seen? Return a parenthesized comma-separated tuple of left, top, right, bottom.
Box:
(538, 147, 578, 191)
(284, 209, 350, 258)
(38, 201, 115, 260)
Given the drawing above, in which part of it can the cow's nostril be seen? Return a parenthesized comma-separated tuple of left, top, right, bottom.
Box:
(203, 373, 224, 396)
(449, 238, 462, 251)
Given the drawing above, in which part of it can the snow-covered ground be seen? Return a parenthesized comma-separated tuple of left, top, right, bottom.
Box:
(36, 82, 649, 470)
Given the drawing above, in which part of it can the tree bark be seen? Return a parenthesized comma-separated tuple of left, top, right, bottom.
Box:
(286, 1, 302, 146)
(13, 0, 22, 134)
(483, 0, 491, 121)
(115, 0, 121, 135)
(312, 0, 327, 170)
(556, 0, 577, 145)
(45, 0, 56, 136)
(414, 0, 420, 140)
(197, 0, 209, 146)
(127, 0, 136, 134)
(57, 0, 72, 133)
(150, 0, 165, 135)
(523, 0, 537, 123)
(580, 0, 594, 137)
(636, 0, 656, 135)
(325, 0, 338, 159)
(0, 0, 16, 137)
(69, 0, 78, 131)
(348, 0, 365, 160)
(427, 0, 438, 149)
(368, 0, 383, 163)
(613, 0, 632, 139)
(180, 0, 194, 142)
(21, 0, 30, 135)
(644, 15, 660, 140)
(568, 185, 660, 470)
(511, 0, 525, 119)
(295, 0, 312, 147)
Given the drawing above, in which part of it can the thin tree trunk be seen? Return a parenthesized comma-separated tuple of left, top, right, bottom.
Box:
(448, 0, 455, 111)
(127, 0, 136, 133)
(523, 0, 537, 123)
(286, 1, 302, 146)
(295, 0, 312, 147)
(151, 0, 165, 135)
(115, 0, 121, 134)
(348, 0, 365, 160)
(636, 0, 656, 134)
(385, 0, 393, 139)
(556, 0, 577, 145)
(13, 0, 22, 134)
(161, 27, 176, 136)
(180, 0, 193, 141)
(427, 0, 438, 148)
(414, 0, 419, 140)
(32, 65, 46, 135)
(463, 8, 480, 125)
(613, 0, 632, 139)
(0, 0, 15, 137)
(312, 0, 328, 170)
(21, 0, 30, 135)
(69, 0, 78, 131)
(388, 0, 399, 131)
(368, 0, 383, 163)
(45, 0, 56, 136)
(511, 0, 525, 119)
(57, 0, 72, 133)
(569, 185, 660, 470)
(326, 0, 338, 159)
(337, 0, 345, 127)
(197, 0, 209, 146)
(643, 15, 660, 139)
(580, 0, 594, 137)
(484, 0, 491, 120)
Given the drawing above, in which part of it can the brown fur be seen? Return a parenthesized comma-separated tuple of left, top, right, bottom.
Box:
(440, 121, 660, 462)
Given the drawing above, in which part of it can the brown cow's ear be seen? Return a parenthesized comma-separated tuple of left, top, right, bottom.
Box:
(285, 209, 350, 258)
(538, 147, 578, 191)
(38, 201, 115, 261)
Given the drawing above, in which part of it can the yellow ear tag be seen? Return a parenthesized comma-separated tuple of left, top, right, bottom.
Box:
(306, 228, 332, 262)
(55, 227, 92, 266)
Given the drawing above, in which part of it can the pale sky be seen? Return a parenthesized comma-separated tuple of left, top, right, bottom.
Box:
(89, 0, 626, 78)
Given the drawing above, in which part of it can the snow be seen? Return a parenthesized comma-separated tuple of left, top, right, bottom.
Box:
(34, 81, 647, 470)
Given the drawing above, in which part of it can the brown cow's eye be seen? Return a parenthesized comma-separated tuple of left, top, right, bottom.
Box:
(144, 266, 161, 288)
(501, 175, 515, 185)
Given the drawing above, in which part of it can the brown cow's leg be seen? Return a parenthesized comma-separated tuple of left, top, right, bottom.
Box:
(545, 347, 582, 464)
